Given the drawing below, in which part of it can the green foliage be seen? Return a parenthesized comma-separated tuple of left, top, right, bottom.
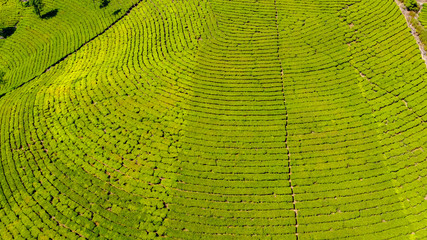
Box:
(0, 26, 16, 38)
(0, 71, 4, 84)
(0, 0, 21, 28)
(99, 0, 110, 8)
(419, 29, 427, 50)
(30, 0, 44, 17)
(0, 0, 138, 96)
(405, 0, 419, 11)
(419, 4, 427, 26)
(0, 0, 427, 239)
(409, 16, 427, 51)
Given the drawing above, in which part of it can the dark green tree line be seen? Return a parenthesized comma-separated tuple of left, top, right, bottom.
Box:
(31, 0, 45, 17)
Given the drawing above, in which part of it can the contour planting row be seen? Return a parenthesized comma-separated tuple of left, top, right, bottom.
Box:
(419, 4, 427, 26)
(0, 0, 213, 239)
(164, 0, 297, 239)
(0, 0, 138, 96)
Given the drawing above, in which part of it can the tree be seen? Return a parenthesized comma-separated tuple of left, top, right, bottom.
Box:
(99, 0, 110, 8)
(405, 0, 419, 12)
(31, 0, 45, 17)
(0, 27, 16, 38)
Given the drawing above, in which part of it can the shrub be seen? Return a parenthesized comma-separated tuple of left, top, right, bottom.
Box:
(405, 0, 419, 12)
(30, 0, 45, 17)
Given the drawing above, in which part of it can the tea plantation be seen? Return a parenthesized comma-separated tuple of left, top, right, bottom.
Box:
(0, 0, 426, 239)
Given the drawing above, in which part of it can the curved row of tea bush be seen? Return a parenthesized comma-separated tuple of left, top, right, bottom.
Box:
(0, 0, 138, 96)
(0, 0, 212, 238)
(0, 0, 426, 239)
(165, 0, 297, 238)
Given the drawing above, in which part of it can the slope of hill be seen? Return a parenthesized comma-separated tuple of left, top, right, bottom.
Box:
(0, 0, 138, 96)
(0, 0, 426, 239)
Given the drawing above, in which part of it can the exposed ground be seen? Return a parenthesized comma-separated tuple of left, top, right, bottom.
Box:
(395, 0, 427, 65)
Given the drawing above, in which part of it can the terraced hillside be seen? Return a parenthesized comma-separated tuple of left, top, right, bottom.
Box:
(0, 0, 139, 96)
(0, 0, 427, 239)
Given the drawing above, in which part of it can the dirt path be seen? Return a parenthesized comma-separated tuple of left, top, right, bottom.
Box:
(395, 0, 427, 66)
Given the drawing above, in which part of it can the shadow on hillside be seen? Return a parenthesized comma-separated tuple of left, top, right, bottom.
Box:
(100, 0, 110, 8)
(41, 9, 59, 19)
(112, 9, 121, 15)
(0, 27, 16, 38)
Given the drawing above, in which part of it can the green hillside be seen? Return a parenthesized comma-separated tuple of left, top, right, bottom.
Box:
(0, 0, 426, 239)
(419, 4, 427, 27)
(0, 0, 138, 95)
